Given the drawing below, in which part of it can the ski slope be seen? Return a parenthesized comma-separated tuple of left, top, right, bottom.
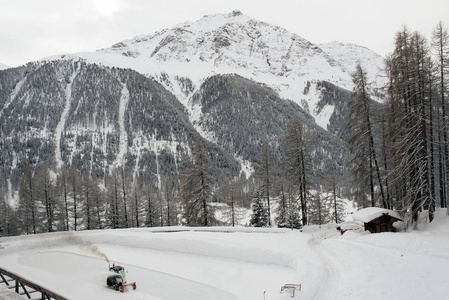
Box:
(1, 211, 449, 300)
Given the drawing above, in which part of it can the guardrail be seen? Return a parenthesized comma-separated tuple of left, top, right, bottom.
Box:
(0, 266, 68, 300)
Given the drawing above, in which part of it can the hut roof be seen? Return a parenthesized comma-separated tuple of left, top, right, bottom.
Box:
(353, 207, 401, 223)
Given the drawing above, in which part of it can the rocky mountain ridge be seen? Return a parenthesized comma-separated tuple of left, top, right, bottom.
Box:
(48, 11, 385, 131)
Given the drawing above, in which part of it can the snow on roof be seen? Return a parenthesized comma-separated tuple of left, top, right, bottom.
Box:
(353, 207, 401, 223)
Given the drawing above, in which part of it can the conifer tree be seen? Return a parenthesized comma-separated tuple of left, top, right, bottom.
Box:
(92, 177, 104, 229)
(220, 170, 246, 226)
(131, 182, 142, 228)
(284, 117, 310, 226)
(254, 142, 273, 226)
(106, 169, 121, 229)
(120, 167, 129, 228)
(275, 182, 301, 229)
(347, 63, 386, 208)
(35, 164, 57, 232)
(431, 21, 449, 211)
(0, 192, 15, 236)
(82, 174, 103, 230)
(275, 183, 288, 228)
(308, 189, 329, 225)
(68, 164, 81, 231)
(285, 192, 302, 230)
(226, 172, 237, 227)
(386, 28, 433, 226)
(163, 176, 179, 226)
(56, 166, 70, 231)
(181, 134, 216, 226)
(144, 180, 159, 227)
(250, 188, 268, 227)
(324, 172, 345, 224)
(18, 165, 38, 234)
(82, 174, 92, 230)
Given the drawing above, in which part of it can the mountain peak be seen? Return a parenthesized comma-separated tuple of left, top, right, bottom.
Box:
(171, 10, 255, 34)
(97, 11, 324, 81)
(70, 11, 385, 117)
(230, 10, 243, 16)
(200, 10, 244, 20)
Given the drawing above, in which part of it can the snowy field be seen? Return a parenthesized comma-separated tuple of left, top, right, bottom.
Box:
(1, 210, 449, 300)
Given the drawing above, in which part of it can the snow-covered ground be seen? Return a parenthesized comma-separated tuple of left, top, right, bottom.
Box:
(1, 210, 448, 300)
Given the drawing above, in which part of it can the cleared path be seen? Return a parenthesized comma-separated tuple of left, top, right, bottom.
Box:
(1, 250, 239, 300)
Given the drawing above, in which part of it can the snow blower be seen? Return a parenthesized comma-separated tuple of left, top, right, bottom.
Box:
(107, 263, 137, 292)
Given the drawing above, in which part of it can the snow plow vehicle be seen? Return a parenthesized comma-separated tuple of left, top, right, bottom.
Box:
(107, 264, 137, 292)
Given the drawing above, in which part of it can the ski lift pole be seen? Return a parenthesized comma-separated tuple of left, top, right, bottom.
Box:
(263, 290, 266, 300)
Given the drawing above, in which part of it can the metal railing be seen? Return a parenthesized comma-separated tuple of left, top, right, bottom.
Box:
(0, 266, 68, 300)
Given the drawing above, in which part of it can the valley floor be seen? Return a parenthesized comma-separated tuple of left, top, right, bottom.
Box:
(0, 210, 448, 300)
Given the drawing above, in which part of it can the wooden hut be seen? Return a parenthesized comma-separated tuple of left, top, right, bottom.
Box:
(353, 207, 402, 233)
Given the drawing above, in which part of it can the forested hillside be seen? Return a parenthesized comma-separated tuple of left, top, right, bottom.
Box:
(1, 12, 448, 236)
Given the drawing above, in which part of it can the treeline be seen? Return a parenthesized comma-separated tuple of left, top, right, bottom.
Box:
(1, 163, 175, 236)
(0, 117, 345, 235)
(0, 139, 255, 235)
(347, 22, 449, 228)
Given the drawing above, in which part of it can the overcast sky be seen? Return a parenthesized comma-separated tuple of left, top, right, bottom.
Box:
(1, 0, 447, 67)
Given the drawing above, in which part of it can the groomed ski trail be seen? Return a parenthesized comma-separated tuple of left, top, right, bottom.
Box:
(307, 231, 341, 300)
(2, 250, 240, 300)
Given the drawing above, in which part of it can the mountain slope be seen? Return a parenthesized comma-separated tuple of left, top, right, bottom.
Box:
(319, 41, 385, 88)
(0, 60, 239, 189)
(189, 74, 348, 180)
(0, 11, 386, 195)
(49, 11, 385, 128)
(0, 60, 351, 194)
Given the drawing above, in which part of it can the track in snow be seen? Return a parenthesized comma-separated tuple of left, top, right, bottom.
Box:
(306, 229, 342, 300)
(5, 250, 238, 300)
(311, 243, 341, 300)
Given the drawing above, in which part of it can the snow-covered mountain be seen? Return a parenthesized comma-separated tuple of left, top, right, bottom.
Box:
(319, 41, 385, 85)
(0, 62, 9, 70)
(0, 11, 386, 194)
(51, 11, 385, 130)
